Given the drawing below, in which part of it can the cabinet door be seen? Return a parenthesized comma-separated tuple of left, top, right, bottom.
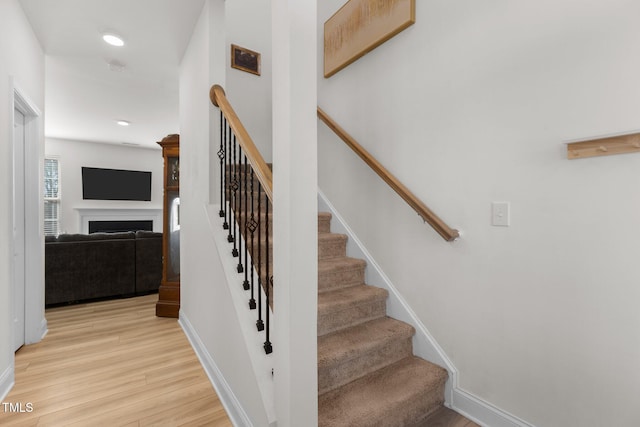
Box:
(167, 156, 179, 187)
(165, 189, 180, 281)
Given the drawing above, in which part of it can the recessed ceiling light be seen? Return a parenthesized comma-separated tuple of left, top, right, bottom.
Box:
(117, 120, 130, 126)
(103, 33, 125, 47)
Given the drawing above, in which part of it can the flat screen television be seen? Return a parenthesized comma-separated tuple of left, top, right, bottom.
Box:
(82, 167, 152, 201)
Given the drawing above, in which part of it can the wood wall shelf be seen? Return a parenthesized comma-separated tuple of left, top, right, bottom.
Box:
(567, 132, 640, 160)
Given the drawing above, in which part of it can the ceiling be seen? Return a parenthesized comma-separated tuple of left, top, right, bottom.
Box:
(19, 0, 206, 149)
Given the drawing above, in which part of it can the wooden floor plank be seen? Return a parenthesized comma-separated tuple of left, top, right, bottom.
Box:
(423, 406, 481, 427)
(1, 294, 233, 427)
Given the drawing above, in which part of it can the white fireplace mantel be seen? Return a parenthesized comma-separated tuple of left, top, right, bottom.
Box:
(76, 207, 162, 234)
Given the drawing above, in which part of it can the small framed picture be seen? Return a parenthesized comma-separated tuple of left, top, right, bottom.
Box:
(231, 44, 261, 76)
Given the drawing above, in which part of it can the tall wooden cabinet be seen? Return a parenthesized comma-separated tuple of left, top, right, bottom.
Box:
(156, 134, 180, 318)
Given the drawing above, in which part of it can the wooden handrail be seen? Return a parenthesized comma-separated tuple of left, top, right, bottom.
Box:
(317, 107, 459, 242)
(210, 85, 273, 202)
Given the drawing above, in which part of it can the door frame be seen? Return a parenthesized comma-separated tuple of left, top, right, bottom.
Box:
(12, 106, 26, 351)
(11, 79, 46, 348)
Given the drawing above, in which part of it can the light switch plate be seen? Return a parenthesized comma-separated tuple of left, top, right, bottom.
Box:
(492, 202, 510, 226)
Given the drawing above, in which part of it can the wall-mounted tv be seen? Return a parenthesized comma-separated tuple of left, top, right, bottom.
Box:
(82, 167, 152, 201)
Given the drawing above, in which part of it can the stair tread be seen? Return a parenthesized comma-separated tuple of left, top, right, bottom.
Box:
(318, 233, 348, 242)
(318, 257, 366, 274)
(318, 356, 448, 427)
(318, 317, 414, 366)
(318, 285, 387, 313)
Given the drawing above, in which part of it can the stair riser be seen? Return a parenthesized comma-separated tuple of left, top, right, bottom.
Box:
(388, 385, 446, 427)
(318, 299, 386, 336)
(318, 337, 413, 395)
(318, 266, 365, 292)
(318, 236, 347, 260)
(318, 217, 331, 233)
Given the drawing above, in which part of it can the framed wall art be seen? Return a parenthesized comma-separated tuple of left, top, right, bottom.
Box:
(231, 44, 261, 76)
(324, 0, 415, 78)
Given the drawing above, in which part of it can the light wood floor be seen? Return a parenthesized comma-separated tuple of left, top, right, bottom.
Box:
(423, 407, 481, 427)
(2, 294, 480, 427)
(1, 294, 233, 427)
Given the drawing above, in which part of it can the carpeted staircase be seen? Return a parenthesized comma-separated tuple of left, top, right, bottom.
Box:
(316, 212, 448, 427)
(227, 170, 449, 425)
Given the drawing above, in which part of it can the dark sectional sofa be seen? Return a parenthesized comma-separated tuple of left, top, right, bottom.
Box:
(45, 231, 162, 306)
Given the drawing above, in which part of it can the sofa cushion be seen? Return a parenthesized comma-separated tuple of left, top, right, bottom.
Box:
(135, 230, 162, 239)
(56, 232, 135, 242)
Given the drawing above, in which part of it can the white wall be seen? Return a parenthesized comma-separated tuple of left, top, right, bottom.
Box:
(44, 138, 163, 234)
(179, 1, 270, 425)
(317, 1, 640, 426)
(271, 1, 318, 425)
(224, 0, 272, 161)
(0, 0, 44, 398)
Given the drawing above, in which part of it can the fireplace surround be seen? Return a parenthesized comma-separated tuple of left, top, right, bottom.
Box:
(76, 208, 161, 234)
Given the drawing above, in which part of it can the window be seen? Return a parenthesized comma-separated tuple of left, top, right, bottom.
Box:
(44, 158, 60, 236)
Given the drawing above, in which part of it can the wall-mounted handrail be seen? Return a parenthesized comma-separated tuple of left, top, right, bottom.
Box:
(210, 84, 273, 202)
(317, 107, 459, 242)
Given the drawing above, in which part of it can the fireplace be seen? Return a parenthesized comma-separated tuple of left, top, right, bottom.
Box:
(89, 220, 153, 233)
(76, 208, 162, 234)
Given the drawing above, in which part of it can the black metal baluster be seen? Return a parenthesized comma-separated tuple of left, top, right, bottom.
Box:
(236, 145, 244, 272)
(256, 182, 264, 332)
(231, 136, 239, 252)
(248, 169, 257, 309)
(226, 125, 233, 240)
(221, 118, 229, 228)
(264, 194, 272, 354)
(218, 113, 225, 218)
(242, 155, 249, 290)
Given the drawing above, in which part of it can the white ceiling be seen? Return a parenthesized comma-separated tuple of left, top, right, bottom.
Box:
(19, 0, 206, 149)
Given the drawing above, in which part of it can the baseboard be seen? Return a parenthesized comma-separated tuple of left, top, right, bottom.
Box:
(38, 318, 48, 342)
(205, 204, 276, 426)
(0, 362, 15, 403)
(451, 388, 536, 427)
(179, 312, 253, 427)
(318, 190, 535, 427)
